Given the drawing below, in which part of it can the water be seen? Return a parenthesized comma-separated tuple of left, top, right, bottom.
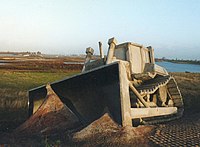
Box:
(0, 54, 16, 57)
(156, 61, 200, 73)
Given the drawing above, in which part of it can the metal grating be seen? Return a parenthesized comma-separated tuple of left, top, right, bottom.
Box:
(149, 113, 200, 146)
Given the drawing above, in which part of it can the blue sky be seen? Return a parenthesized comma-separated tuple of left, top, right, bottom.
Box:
(0, 0, 200, 59)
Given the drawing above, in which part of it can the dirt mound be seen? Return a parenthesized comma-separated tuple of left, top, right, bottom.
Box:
(73, 113, 119, 140)
(2, 84, 154, 146)
(14, 84, 81, 135)
(73, 113, 155, 147)
(1, 104, 154, 146)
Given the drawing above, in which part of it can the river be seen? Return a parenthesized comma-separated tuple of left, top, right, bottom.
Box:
(156, 61, 200, 73)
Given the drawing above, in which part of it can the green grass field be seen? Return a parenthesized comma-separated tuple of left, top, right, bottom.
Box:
(0, 70, 79, 132)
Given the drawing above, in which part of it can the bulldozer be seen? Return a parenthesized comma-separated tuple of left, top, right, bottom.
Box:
(28, 38, 183, 127)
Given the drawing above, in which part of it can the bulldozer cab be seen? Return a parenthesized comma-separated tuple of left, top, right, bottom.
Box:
(114, 43, 153, 72)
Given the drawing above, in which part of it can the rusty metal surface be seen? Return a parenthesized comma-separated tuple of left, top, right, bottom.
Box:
(149, 113, 200, 146)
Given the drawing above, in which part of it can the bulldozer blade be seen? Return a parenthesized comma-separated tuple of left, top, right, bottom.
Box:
(29, 62, 124, 126)
(15, 84, 80, 134)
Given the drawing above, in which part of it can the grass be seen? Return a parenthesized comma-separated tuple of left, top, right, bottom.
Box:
(170, 72, 200, 114)
(0, 70, 79, 90)
(0, 70, 79, 132)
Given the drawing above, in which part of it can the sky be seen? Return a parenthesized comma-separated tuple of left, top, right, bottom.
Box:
(0, 0, 200, 60)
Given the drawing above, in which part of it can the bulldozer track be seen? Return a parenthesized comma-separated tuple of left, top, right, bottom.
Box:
(136, 75, 183, 108)
(133, 75, 184, 124)
(137, 75, 171, 95)
(149, 113, 200, 146)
